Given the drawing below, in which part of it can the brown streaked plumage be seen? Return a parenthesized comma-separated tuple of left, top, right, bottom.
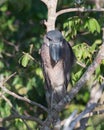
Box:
(40, 30, 75, 106)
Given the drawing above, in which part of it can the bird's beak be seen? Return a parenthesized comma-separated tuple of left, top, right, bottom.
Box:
(49, 43, 62, 63)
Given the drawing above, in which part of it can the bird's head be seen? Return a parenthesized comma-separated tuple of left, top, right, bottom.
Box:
(46, 30, 64, 63)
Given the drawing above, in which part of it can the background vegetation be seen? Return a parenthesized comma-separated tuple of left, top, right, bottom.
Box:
(0, 0, 104, 129)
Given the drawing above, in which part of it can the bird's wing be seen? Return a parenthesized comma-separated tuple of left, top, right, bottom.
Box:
(63, 39, 76, 87)
(40, 43, 55, 105)
(40, 43, 52, 93)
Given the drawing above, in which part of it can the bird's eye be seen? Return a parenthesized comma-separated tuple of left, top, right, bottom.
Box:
(48, 38, 52, 41)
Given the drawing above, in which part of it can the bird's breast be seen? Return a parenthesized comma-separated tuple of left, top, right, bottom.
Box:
(46, 60, 65, 88)
(41, 44, 65, 88)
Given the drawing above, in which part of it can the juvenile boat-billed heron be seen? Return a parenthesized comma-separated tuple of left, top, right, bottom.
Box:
(40, 30, 75, 106)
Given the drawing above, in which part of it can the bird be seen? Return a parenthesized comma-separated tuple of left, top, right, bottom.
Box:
(40, 30, 75, 107)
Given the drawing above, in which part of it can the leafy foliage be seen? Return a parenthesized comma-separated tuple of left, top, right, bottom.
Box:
(63, 16, 101, 40)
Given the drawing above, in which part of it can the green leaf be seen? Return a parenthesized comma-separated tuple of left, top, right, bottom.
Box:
(19, 53, 30, 67)
(88, 18, 101, 33)
(83, 49, 90, 59)
(102, 60, 104, 65)
(0, 4, 7, 12)
(94, 19, 101, 33)
(90, 39, 102, 53)
(21, 53, 30, 67)
(7, 19, 17, 32)
(88, 19, 96, 33)
(84, 20, 88, 29)
(74, 69, 83, 80)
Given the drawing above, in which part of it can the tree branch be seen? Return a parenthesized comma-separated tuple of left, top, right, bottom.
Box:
(2, 94, 32, 130)
(0, 78, 48, 113)
(56, 8, 104, 17)
(3, 72, 17, 83)
(0, 115, 43, 126)
(41, 0, 104, 31)
(41, 0, 58, 31)
(67, 82, 104, 130)
(63, 110, 78, 130)
(0, 89, 43, 126)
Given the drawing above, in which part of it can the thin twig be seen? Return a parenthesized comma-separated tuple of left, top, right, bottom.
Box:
(3, 39, 19, 51)
(0, 82, 48, 112)
(0, 72, 48, 113)
(3, 39, 15, 47)
(2, 96, 31, 130)
(2, 95, 13, 107)
(3, 72, 17, 83)
(2, 95, 36, 130)
(1, 94, 43, 126)
(22, 52, 39, 65)
(0, 115, 43, 125)
(76, 61, 86, 68)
